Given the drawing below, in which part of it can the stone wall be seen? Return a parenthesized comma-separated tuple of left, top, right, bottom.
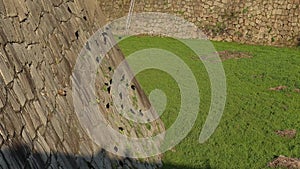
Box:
(0, 0, 163, 168)
(100, 0, 300, 47)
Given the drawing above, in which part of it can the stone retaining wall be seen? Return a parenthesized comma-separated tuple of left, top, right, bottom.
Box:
(100, 0, 300, 47)
(0, 0, 163, 168)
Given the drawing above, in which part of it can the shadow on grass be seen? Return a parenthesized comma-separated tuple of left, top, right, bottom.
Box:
(0, 143, 216, 169)
(162, 163, 217, 169)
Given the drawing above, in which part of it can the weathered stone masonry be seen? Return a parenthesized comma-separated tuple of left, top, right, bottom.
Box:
(0, 0, 164, 168)
(100, 0, 300, 47)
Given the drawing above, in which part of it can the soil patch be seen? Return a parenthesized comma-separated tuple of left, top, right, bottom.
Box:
(218, 50, 252, 61)
(269, 155, 300, 169)
(192, 50, 253, 62)
(275, 129, 296, 138)
(269, 86, 288, 91)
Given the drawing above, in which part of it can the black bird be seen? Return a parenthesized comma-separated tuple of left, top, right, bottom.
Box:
(107, 86, 111, 94)
(118, 127, 124, 132)
(131, 85, 136, 90)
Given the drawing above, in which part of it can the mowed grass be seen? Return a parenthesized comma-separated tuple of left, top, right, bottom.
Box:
(118, 36, 300, 169)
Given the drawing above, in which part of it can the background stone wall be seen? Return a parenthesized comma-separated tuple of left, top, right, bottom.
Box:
(100, 0, 300, 47)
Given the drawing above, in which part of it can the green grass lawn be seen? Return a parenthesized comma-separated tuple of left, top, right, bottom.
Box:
(118, 36, 300, 169)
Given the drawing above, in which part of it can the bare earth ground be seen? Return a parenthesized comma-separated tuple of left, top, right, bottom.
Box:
(218, 50, 253, 61)
(269, 155, 300, 169)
